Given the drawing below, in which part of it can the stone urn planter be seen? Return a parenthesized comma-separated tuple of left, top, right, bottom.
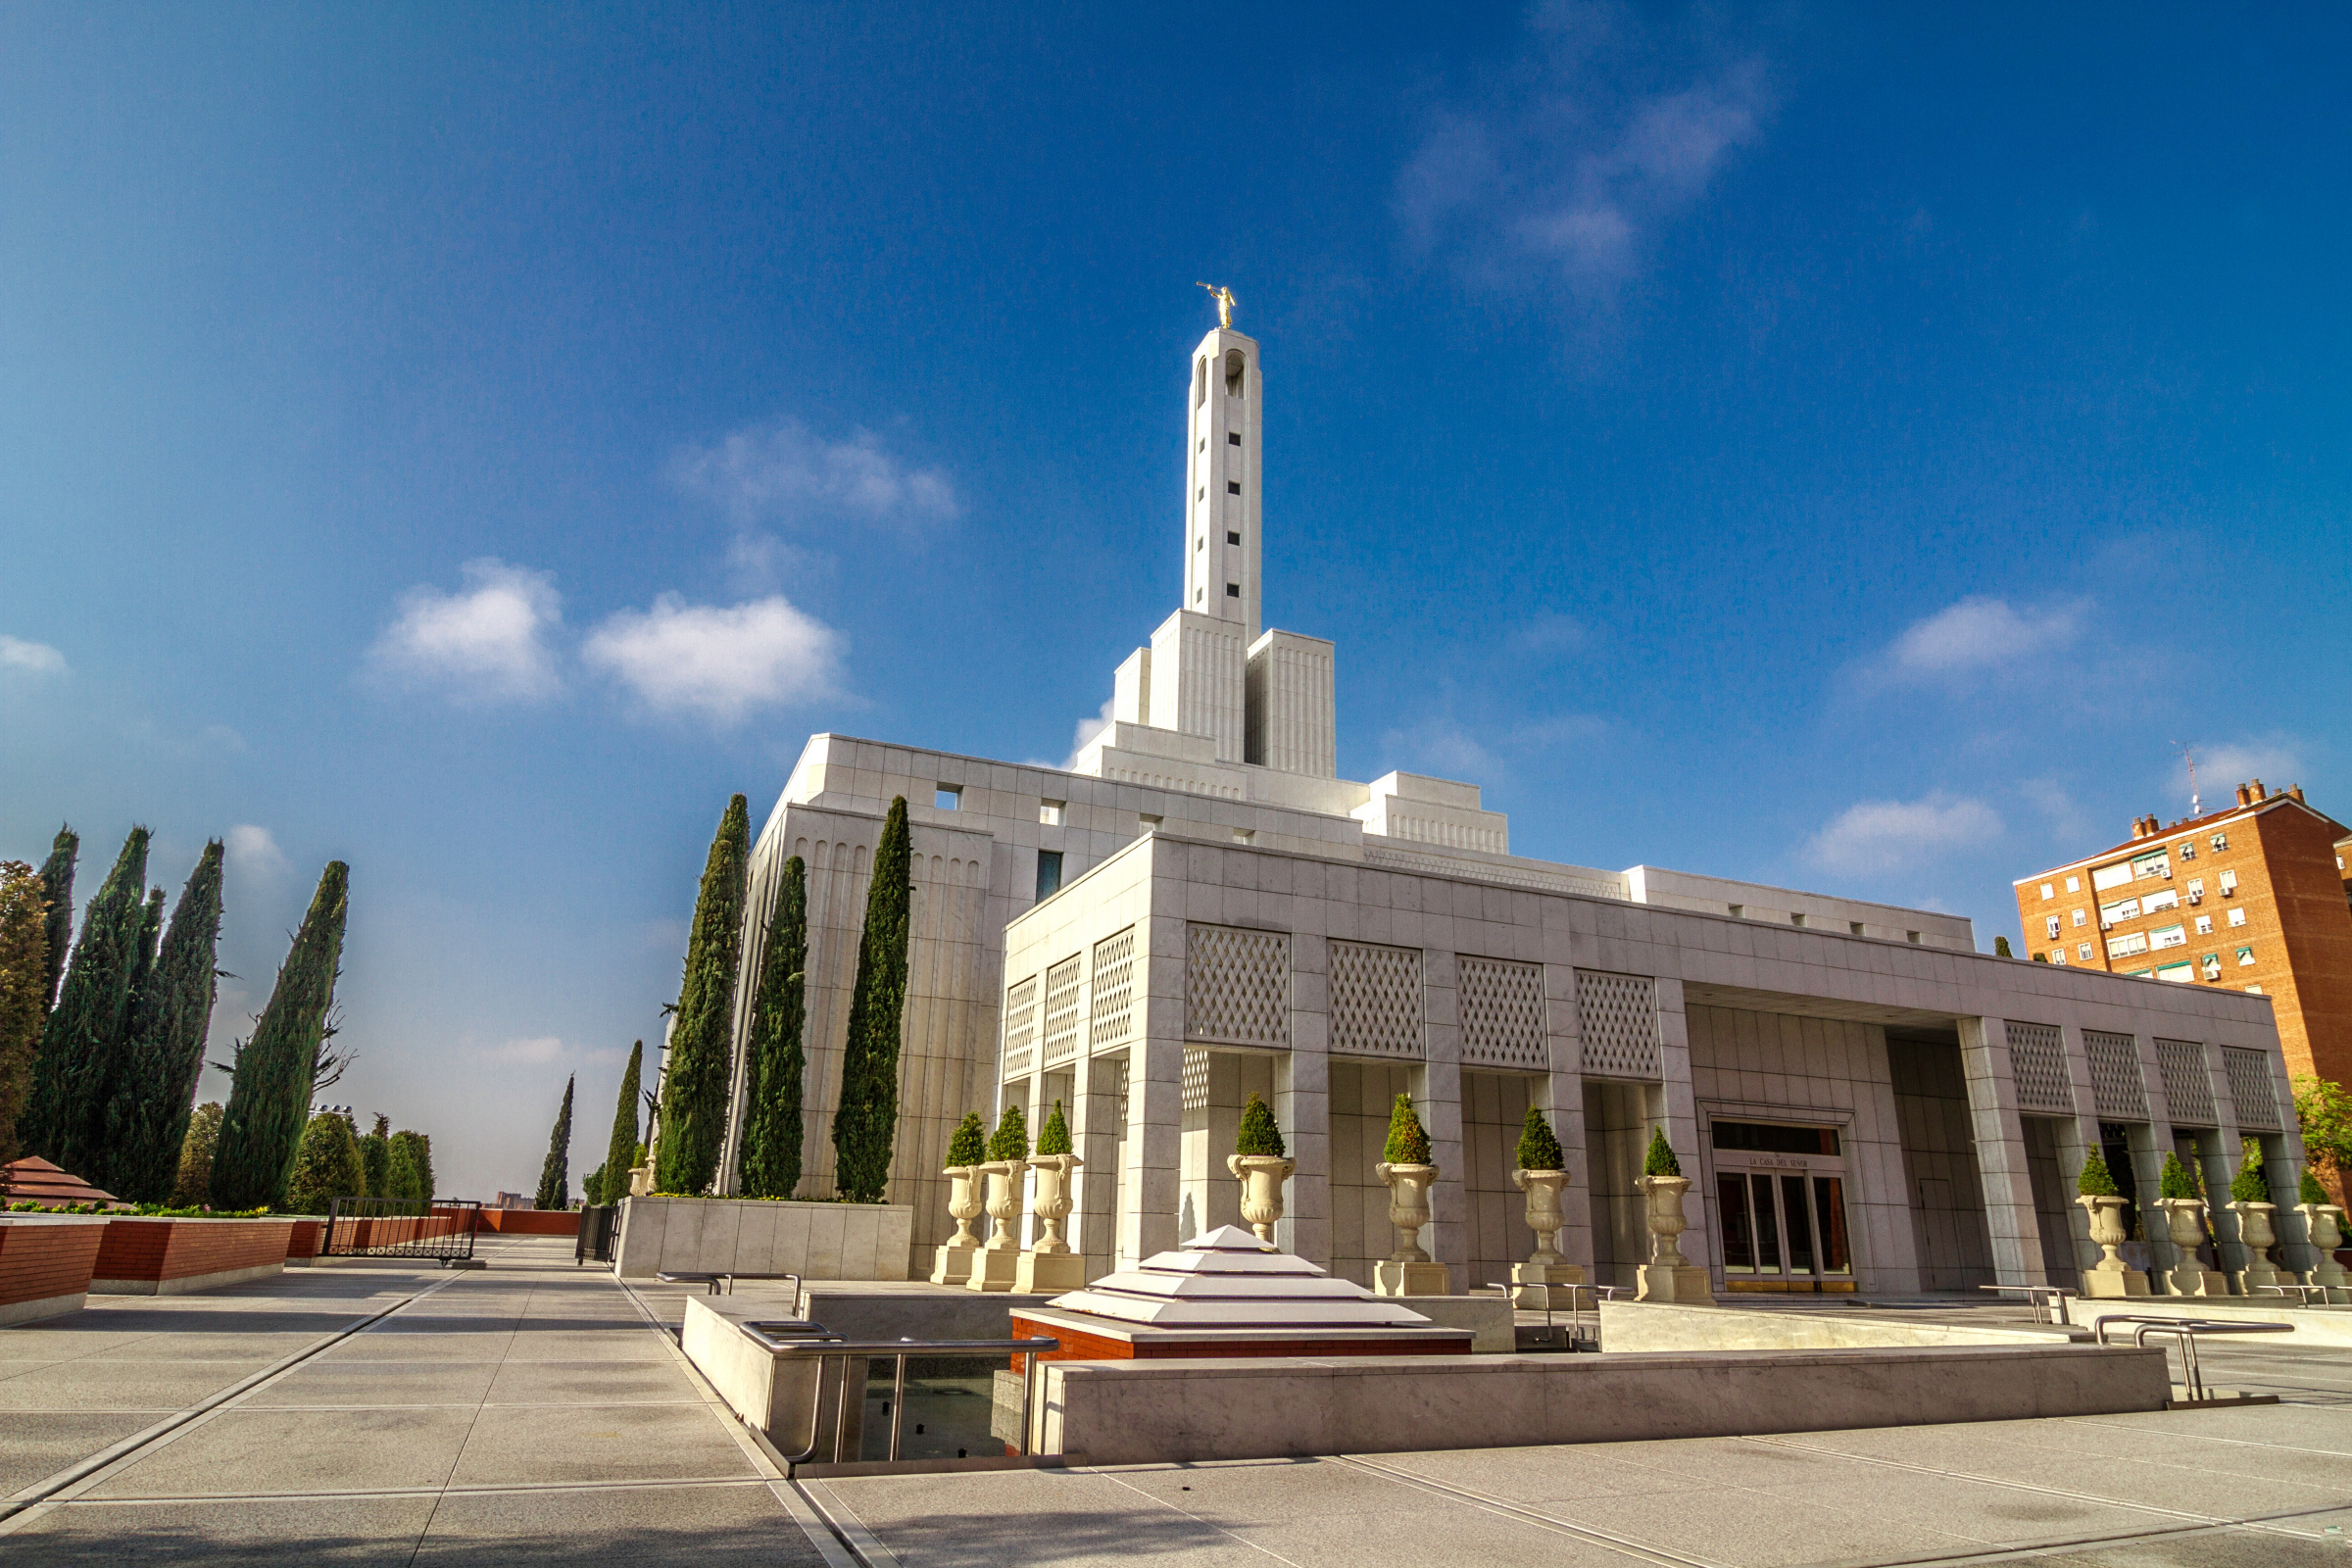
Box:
(2228, 1200, 2282, 1295)
(1227, 1153, 1295, 1246)
(1509, 1167, 1584, 1306)
(928, 1164, 984, 1284)
(1635, 1173, 1714, 1304)
(966, 1158, 1027, 1292)
(2156, 1198, 2228, 1297)
(1373, 1161, 1447, 1296)
(2298, 1202, 2349, 1301)
(1015, 1153, 1086, 1292)
(2076, 1194, 2148, 1298)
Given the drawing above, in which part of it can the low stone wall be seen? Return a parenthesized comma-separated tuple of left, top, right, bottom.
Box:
(613, 1197, 912, 1281)
(0, 1214, 110, 1326)
(1599, 1299, 2082, 1352)
(1035, 1345, 2171, 1464)
(91, 1216, 295, 1296)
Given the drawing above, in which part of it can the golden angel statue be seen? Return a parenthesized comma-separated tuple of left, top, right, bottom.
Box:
(1196, 281, 1238, 328)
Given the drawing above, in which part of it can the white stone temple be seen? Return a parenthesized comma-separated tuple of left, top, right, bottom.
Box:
(715, 310, 2310, 1299)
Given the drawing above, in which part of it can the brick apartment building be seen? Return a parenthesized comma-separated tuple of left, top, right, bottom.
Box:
(2015, 781, 2352, 1089)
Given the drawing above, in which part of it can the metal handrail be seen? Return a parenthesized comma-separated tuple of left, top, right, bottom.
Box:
(738, 1330, 1062, 1468)
(2088, 1313, 2293, 1401)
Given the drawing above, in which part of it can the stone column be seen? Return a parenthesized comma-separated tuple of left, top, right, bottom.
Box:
(1420, 948, 1466, 1293)
(1282, 933, 1332, 1266)
(1957, 1016, 2051, 1287)
(1653, 978, 1712, 1282)
(1542, 960, 1593, 1275)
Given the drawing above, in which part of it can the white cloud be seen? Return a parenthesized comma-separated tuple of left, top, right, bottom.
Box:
(671, 417, 959, 531)
(0, 635, 67, 676)
(368, 559, 563, 703)
(583, 594, 842, 723)
(1397, 5, 1771, 305)
(223, 824, 288, 880)
(1805, 793, 2003, 877)
(1064, 697, 1118, 770)
(1879, 597, 2081, 683)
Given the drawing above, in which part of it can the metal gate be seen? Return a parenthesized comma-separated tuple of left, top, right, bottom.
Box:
(321, 1198, 482, 1261)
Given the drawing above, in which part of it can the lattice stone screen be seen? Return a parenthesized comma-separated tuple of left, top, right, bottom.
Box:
(2155, 1039, 2216, 1125)
(2222, 1047, 2280, 1129)
(1329, 941, 1423, 1059)
(1041, 955, 1084, 1066)
(2005, 1021, 2072, 1114)
(1003, 976, 1038, 1079)
(1088, 927, 1137, 1053)
(2082, 1030, 2147, 1120)
(1185, 924, 1291, 1048)
(1458, 956, 1547, 1070)
(1575, 969, 1659, 1079)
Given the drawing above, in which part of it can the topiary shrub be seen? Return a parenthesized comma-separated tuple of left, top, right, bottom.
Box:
(2302, 1167, 2329, 1206)
(2077, 1149, 2119, 1197)
(2229, 1142, 2268, 1203)
(1237, 1093, 1285, 1158)
(1037, 1100, 1072, 1156)
(986, 1103, 1028, 1163)
(1642, 1127, 1681, 1178)
(946, 1111, 986, 1168)
(1381, 1095, 1430, 1164)
(1516, 1106, 1564, 1172)
(2159, 1151, 2201, 1200)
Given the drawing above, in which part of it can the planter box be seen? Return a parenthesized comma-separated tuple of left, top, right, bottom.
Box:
(613, 1197, 913, 1281)
(478, 1209, 579, 1236)
(0, 1214, 111, 1325)
(91, 1216, 296, 1296)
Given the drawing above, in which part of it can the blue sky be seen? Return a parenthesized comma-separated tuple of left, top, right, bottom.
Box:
(4, 4, 2347, 1197)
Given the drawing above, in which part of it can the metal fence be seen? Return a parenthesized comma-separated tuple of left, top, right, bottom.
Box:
(575, 1203, 618, 1265)
(321, 1198, 482, 1261)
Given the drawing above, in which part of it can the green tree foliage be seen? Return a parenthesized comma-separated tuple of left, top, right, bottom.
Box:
(1236, 1093, 1285, 1158)
(1382, 1094, 1431, 1164)
(1515, 1105, 1563, 1171)
(2077, 1148, 2119, 1197)
(210, 863, 349, 1210)
(2229, 1141, 2268, 1203)
(657, 795, 749, 1196)
(286, 1110, 366, 1214)
(1037, 1099, 1073, 1156)
(35, 826, 75, 1016)
(595, 1042, 642, 1204)
(0, 862, 50, 1165)
(535, 1075, 573, 1209)
(359, 1114, 391, 1199)
(946, 1111, 986, 1168)
(2302, 1167, 2329, 1206)
(985, 1102, 1028, 1163)
(99, 842, 224, 1202)
(2292, 1075, 2352, 1179)
(740, 857, 809, 1200)
(1642, 1127, 1682, 1178)
(2159, 1151, 2201, 1200)
(832, 798, 913, 1201)
(24, 826, 150, 1175)
(172, 1101, 223, 1207)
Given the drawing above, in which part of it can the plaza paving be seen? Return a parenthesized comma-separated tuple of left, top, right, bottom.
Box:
(2, 1236, 2348, 1565)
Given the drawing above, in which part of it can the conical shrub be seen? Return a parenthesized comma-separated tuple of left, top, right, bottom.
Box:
(210, 862, 348, 1210)
(657, 796, 749, 1195)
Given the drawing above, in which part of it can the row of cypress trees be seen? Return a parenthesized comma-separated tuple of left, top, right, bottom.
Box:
(0, 822, 356, 1212)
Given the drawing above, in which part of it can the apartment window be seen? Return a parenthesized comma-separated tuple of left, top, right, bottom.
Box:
(2078, 943, 2095, 962)
(1226, 583, 1240, 598)
(2039, 882, 2055, 900)
(934, 786, 961, 810)
(2065, 875, 2081, 893)
(1040, 800, 1064, 827)
(2194, 914, 2213, 935)
(2228, 907, 2247, 928)
(2072, 908, 2087, 926)
(1035, 850, 1063, 901)
(2201, 954, 2222, 980)
(1226, 480, 1241, 495)
(2237, 945, 2256, 966)
(2219, 869, 2238, 893)
(1226, 530, 1240, 545)
(2044, 916, 2061, 939)
(2177, 842, 2196, 860)
(2211, 832, 2230, 850)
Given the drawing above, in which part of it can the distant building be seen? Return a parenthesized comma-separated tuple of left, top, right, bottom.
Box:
(2014, 782, 2352, 1087)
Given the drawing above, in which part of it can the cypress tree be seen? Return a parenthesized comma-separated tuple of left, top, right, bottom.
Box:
(286, 1110, 366, 1214)
(598, 1042, 642, 1204)
(0, 861, 48, 1165)
(359, 1113, 392, 1199)
(657, 795, 749, 1196)
(172, 1101, 223, 1207)
(535, 1075, 574, 1209)
(210, 862, 349, 1210)
(740, 857, 808, 1199)
(831, 798, 912, 1201)
(24, 826, 150, 1174)
(99, 842, 225, 1201)
(35, 826, 75, 1016)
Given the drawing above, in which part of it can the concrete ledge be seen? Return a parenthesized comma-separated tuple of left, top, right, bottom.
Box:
(1600, 1298, 2082, 1352)
(91, 1260, 286, 1296)
(1037, 1345, 2171, 1465)
(0, 1289, 88, 1327)
(2064, 1296, 2352, 1347)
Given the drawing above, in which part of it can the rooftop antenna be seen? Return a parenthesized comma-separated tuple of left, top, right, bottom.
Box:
(2174, 741, 2200, 818)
